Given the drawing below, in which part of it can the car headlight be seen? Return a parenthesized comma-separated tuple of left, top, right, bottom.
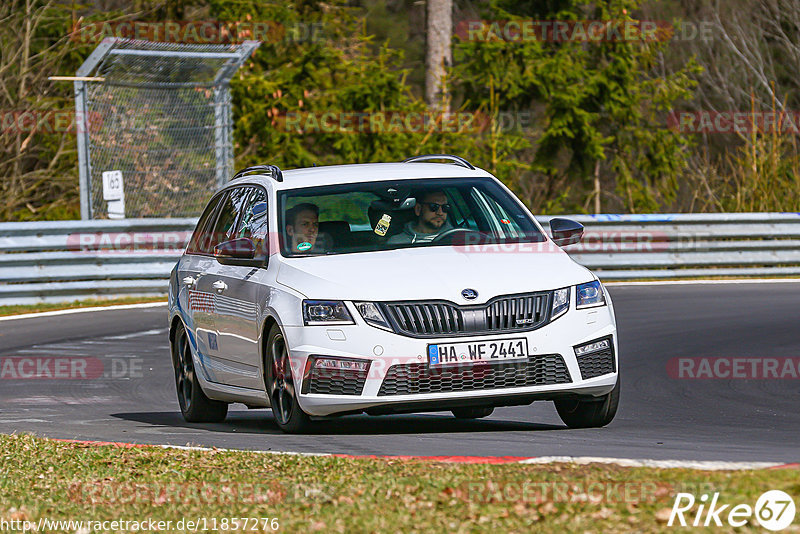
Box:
(302, 300, 354, 325)
(576, 280, 606, 309)
(551, 287, 570, 320)
(353, 301, 393, 331)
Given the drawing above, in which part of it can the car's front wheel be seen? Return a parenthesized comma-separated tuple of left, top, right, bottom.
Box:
(172, 323, 228, 423)
(554, 379, 619, 429)
(265, 324, 311, 434)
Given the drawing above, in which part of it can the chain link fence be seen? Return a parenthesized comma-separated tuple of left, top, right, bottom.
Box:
(74, 38, 259, 219)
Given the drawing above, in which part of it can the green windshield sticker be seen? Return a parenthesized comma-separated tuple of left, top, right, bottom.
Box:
(297, 242, 312, 251)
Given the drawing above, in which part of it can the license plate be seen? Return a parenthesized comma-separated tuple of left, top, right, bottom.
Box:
(427, 338, 529, 366)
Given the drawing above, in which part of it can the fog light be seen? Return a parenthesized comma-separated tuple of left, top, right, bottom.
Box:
(312, 357, 369, 372)
(575, 338, 610, 356)
(302, 356, 371, 395)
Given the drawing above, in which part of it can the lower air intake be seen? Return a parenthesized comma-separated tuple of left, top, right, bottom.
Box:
(378, 354, 571, 396)
(305, 368, 368, 395)
(575, 347, 616, 380)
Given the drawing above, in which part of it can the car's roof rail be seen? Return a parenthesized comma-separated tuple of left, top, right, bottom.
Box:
(401, 154, 475, 170)
(232, 164, 284, 182)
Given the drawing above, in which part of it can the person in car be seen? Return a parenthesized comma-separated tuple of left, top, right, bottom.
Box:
(388, 190, 454, 244)
(285, 202, 322, 253)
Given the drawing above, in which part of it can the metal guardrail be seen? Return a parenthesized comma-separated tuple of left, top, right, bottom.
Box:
(2, 213, 800, 305)
(538, 213, 800, 279)
(0, 219, 194, 305)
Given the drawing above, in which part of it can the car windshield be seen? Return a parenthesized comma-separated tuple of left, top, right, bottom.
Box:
(278, 177, 546, 257)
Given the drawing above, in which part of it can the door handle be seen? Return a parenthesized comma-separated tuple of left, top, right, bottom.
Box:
(212, 280, 227, 293)
(182, 276, 197, 287)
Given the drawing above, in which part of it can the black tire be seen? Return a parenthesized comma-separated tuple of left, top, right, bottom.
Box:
(452, 406, 494, 419)
(554, 379, 620, 429)
(265, 324, 311, 433)
(172, 323, 228, 423)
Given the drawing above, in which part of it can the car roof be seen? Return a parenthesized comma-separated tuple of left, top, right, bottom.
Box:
(225, 162, 497, 191)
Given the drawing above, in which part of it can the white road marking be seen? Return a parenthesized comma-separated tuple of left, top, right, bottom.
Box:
(104, 328, 167, 340)
(606, 279, 800, 286)
(0, 419, 50, 424)
(519, 456, 785, 470)
(0, 302, 166, 322)
(158, 444, 332, 457)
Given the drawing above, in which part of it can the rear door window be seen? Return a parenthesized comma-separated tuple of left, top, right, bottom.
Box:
(187, 193, 225, 255)
(207, 187, 251, 253)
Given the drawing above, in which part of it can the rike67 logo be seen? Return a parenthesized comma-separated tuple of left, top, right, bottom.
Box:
(668, 490, 796, 531)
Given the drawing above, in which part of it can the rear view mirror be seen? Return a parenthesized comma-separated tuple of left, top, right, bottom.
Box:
(398, 197, 417, 209)
(549, 218, 584, 247)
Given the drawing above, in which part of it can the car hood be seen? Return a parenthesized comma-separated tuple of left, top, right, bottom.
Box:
(276, 244, 594, 303)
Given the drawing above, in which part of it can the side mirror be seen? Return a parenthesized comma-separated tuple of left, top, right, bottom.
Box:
(549, 218, 584, 247)
(214, 237, 260, 266)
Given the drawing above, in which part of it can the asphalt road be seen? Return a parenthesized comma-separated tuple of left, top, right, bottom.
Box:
(1, 283, 798, 462)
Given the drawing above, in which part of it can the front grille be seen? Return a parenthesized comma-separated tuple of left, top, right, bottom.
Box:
(575, 347, 616, 380)
(382, 292, 551, 338)
(378, 354, 571, 396)
(305, 367, 368, 395)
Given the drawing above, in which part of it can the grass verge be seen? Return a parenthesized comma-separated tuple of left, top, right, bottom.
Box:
(0, 434, 797, 532)
(0, 297, 166, 317)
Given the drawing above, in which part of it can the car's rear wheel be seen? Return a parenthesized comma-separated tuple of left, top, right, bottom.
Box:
(265, 324, 311, 433)
(554, 379, 619, 429)
(172, 323, 228, 423)
(452, 406, 494, 419)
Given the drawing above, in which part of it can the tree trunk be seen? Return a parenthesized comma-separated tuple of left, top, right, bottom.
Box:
(425, 0, 452, 111)
(593, 160, 601, 214)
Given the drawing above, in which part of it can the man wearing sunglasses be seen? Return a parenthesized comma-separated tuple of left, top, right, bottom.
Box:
(388, 190, 454, 244)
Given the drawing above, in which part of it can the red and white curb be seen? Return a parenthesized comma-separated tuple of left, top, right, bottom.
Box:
(49, 439, 798, 470)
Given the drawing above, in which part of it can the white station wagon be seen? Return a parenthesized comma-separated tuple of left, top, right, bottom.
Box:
(168, 155, 619, 433)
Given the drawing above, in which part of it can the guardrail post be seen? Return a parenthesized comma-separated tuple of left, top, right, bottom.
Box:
(75, 80, 91, 221)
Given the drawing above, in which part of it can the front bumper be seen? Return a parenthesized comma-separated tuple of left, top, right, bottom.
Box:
(284, 303, 618, 417)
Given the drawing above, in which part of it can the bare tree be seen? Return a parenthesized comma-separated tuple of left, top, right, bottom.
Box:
(669, 0, 800, 114)
(0, 0, 77, 219)
(425, 0, 452, 111)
